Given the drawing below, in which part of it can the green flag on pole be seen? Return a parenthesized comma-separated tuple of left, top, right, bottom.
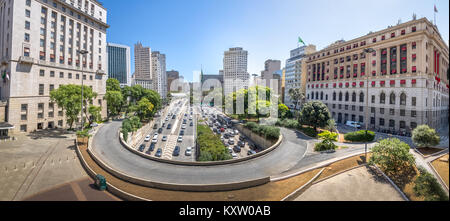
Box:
(298, 37, 305, 46)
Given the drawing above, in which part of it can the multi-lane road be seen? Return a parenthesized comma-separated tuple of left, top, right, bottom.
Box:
(134, 97, 196, 162)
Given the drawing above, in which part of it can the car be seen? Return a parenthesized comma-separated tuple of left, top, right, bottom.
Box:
(247, 150, 257, 156)
(228, 140, 235, 145)
(185, 147, 193, 156)
(190, 122, 193, 126)
(148, 143, 156, 152)
(172, 115, 176, 119)
(346, 121, 361, 128)
(224, 143, 229, 147)
(220, 128, 225, 132)
(155, 148, 162, 157)
(213, 128, 217, 133)
(239, 136, 245, 141)
(165, 117, 169, 121)
(231, 153, 238, 158)
(138, 144, 145, 152)
(162, 122, 166, 128)
(144, 135, 151, 142)
(162, 136, 168, 141)
(173, 146, 180, 156)
(234, 130, 239, 135)
(238, 141, 245, 147)
(181, 124, 186, 129)
(233, 145, 241, 153)
(223, 134, 229, 139)
(228, 147, 233, 154)
(189, 116, 192, 120)
(151, 135, 159, 143)
(153, 124, 158, 129)
(184, 113, 188, 116)
(158, 128, 163, 133)
(177, 136, 183, 142)
(167, 124, 172, 129)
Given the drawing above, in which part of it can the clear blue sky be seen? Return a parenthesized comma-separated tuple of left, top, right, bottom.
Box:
(103, 0, 449, 82)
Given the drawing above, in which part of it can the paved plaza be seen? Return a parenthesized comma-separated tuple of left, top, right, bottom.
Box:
(0, 129, 87, 201)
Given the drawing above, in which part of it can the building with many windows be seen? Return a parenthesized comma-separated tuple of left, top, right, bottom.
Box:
(223, 47, 249, 96)
(151, 51, 167, 99)
(0, 0, 108, 133)
(167, 70, 179, 92)
(305, 18, 449, 133)
(284, 45, 316, 108)
(107, 42, 130, 87)
(134, 42, 151, 80)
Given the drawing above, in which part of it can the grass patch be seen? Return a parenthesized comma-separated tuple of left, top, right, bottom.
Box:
(431, 154, 449, 188)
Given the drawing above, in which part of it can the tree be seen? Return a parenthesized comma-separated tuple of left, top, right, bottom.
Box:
(106, 78, 121, 92)
(131, 98, 155, 122)
(278, 103, 289, 119)
(288, 88, 305, 110)
(298, 101, 331, 131)
(105, 90, 123, 118)
(412, 125, 440, 148)
(414, 167, 449, 201)
(88, 106, 102, 124)
(315, 130, 338, 151)
(369, 138, 416, 175)
(50, 84, 97, 129)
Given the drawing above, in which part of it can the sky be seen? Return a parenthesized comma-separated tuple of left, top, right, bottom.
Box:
(103, 0, 449, 82)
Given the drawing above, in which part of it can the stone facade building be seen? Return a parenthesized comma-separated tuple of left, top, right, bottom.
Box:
(305, 18, 449, 133)
(0, 0, 108, 133)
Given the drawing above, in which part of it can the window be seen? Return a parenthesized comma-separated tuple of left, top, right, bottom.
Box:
(400, 93, 406, 105)
(26, 0, 31, 6)
(371, 95, 375, 103)
(379, 118, 385, 126)
(371, 107, 375, 113)
(25, 9, 31, 18)
(400, 109, 405, 116)
(40, 70, 45, 77)
(389, 109, 395, 115)
(20, 125, 27, 132)
(50, 71, 55, 77)
(39, 84, 44, 95)
(411, 122, 417, 129)
(400, 121, 406, 129)
(49, 84, 54, 92)
(68, 73, 72, 79)
(352, 92, 356, 102)
(25, 21, 30, 30)
(390, 93, 396, 105)
(24, 33, 30, 42)
(412, 97, 416, 106)
(411, 110, 417, 117)
(380, 92, 386, 104)
(59, 72, 64, 78)
(389, 120, 395, 128)
(380, 108, 385, 114)
(24, 47, 30, 57)
(21, 104, 28, 112)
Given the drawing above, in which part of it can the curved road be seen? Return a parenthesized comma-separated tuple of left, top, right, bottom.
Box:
(91, 121, 309, 185)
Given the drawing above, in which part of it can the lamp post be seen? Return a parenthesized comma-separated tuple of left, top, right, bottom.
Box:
(77, 50, 89, 130)
(363, 48, 375, 163)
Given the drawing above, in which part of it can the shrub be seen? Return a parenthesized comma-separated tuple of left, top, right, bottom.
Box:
(412, 125, 440, 148)
(369, 138, 416, 175)
(344, 130, 375, 142)
(276, 119, 299, 129)
(314, 141, 337, 151)
(244, 122, 280, 140)
(414, 167, 449, 201)
(300, 127, 318, 138)
(197, 124, 231, 161)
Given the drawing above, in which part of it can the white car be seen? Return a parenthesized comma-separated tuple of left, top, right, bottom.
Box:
(162, 136, 167, 141)
(231, 153, 238, 158)
(346, 121, 362, 128)
(177, 136, 183, 142)
(151, 134, 159, 143)
(144, 135, 151, 142)
(181, 124, 186, 129)
(185, 147, 193, 156)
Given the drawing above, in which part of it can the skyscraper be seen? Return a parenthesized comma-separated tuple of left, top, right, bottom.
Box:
(107, 43, 131, 87)
(223, 47, 249, 96)
(134, 42, 151, 80)
(151, 51, 167, 99)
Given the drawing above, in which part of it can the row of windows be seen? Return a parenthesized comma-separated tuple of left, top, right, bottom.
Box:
(20, 121, 64, 132)
(309, 91, 417, 107)
(39, 69, 94, 80)
(308, 25, 418, 61)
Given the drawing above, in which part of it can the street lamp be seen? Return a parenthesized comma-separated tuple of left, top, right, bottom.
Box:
(77, 49, 89, 130)
(362, 48, 375, 163)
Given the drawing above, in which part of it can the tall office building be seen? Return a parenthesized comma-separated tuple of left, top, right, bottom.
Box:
(223, 47, 249, 96)
(134, 42, 151, 80)
(284, 45, 316, 108)
(305, 18, 449, 133)
(151, 51, 167, 99)
(0, 0, 108, 134)
(167, 70, 179, 92)
(107, 43, 130, 87)
(260, 59, 281, 95)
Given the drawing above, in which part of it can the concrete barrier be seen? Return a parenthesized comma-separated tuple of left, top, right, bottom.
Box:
(119, 128, 283, 166)
(234, 124, 277, 149)
(86, 145, 270, 192)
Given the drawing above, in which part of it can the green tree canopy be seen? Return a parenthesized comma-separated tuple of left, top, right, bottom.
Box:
(106, 78, 121, 92)
(105, 90, 124, 117)
(131, 98, 155, 122)
(298, 101, 331, 131)
(369, 138, 416, 175)
(412, 125, 440, 148)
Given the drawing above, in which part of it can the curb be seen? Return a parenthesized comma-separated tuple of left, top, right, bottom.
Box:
(281, 168, 325, 201)
(271, 151, 367, 182)
(372, 165, 410, 201)
(427, 157, 449, 192)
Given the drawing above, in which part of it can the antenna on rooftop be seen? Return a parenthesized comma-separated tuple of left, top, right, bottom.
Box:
(412, 13, 417, 20)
